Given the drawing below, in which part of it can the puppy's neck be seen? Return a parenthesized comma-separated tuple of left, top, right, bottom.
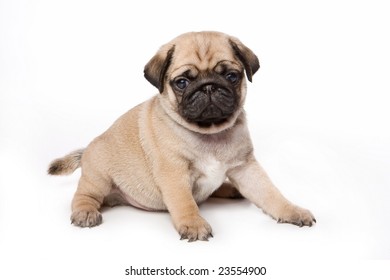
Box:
(193, 111, 247, 142)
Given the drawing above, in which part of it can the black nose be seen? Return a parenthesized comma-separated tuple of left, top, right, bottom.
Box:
(203, 84, 216, 94)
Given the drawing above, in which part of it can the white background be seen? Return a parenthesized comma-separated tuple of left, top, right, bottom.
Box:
(1, 0, 390, 279)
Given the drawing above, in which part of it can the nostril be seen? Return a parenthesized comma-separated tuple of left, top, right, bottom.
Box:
(203, 84, 216, 94)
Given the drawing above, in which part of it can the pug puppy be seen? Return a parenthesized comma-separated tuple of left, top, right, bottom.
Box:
(48, 31, 315, 241)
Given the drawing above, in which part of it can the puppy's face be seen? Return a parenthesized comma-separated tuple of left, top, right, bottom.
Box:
(144, 31, 259, 134)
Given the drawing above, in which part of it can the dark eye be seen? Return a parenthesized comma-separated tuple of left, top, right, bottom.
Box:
(225, 72, 239, 84)
(175, 78, 189, 90)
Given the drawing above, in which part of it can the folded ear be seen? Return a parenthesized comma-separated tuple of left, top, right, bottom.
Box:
(144, 45, 175, 93)
(229, 39, 260, 82)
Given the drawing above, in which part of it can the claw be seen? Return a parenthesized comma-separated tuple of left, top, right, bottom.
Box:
(201, 236, 209, 241)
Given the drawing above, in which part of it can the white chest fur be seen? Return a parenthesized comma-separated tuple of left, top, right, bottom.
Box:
(191, 156, 227, 202)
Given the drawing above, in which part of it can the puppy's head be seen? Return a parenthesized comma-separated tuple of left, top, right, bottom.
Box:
(144, 31, 259, 134)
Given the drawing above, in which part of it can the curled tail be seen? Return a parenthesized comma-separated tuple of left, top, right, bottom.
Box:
(48, 149, 85, 175)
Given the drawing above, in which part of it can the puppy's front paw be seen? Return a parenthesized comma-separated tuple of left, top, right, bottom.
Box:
(71, 210, 102, 227)
(176, 215, 213, 242)
(277, 205, 316, 227)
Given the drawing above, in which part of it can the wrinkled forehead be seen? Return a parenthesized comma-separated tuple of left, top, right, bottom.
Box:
(169, 34, 239, 76)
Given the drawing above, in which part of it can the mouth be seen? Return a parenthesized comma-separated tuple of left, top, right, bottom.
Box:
(180, 86, 238, 127)
(191, 104, 231, 127)
(196, 118, 229, 127)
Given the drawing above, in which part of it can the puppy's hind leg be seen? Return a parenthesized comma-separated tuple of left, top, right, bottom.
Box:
(71, 174, 112, 227)
(103, 187, 129, 208)
(211, 181, 244, 199)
